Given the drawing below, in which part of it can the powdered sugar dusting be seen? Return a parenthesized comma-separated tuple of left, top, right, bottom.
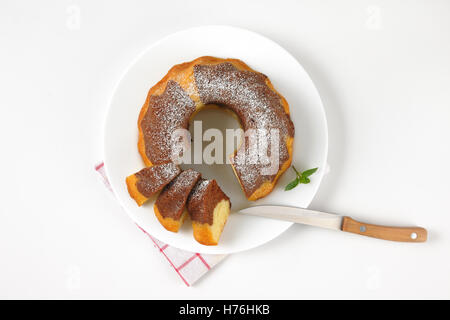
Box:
(194, 63, 294, 196)
(156, 169, 201, 219)
(141, 80, 196, 164)
(164, 169, 201, 197)
(153, 163, 180, 181)
(135, 163, 181, 197)
(188, 179, 210, 203)
(139, 61, 295, 197)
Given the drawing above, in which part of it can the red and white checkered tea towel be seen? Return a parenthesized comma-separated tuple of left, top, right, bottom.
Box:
(95, 162, 226, 286)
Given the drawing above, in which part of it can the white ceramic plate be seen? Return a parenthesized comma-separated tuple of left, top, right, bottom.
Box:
(104, 26, 328, 254)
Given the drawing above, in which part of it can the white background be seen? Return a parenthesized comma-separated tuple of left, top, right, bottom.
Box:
(1, 0, 449, 299)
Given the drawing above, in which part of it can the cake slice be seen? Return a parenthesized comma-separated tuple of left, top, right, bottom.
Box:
(187, 179, 231, 246)
(154, 169, 202, 232)
(126, 163, 180, 206)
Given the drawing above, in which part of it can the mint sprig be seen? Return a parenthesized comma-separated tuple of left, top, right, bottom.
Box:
(284, 166, 318, 191)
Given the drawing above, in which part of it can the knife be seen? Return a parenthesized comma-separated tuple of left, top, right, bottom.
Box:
(239, 205, 427, 242)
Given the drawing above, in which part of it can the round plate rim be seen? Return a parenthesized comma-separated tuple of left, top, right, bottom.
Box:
(103, 25, 328, 254)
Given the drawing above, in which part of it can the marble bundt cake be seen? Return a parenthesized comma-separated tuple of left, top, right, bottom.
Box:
(137, 56, 294, 201)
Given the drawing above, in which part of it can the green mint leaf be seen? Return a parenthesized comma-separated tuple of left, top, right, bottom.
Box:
(284, 177, 300, 191)
(285, 166, 318, 191)
(302, 167, 318, 178)
(299, 176, 310, 184)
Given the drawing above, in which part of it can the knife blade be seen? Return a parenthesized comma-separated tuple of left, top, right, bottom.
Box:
(239, 205, 427, 242)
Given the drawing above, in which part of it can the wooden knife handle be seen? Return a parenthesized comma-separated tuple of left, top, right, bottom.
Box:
(341, 217, 427, 242)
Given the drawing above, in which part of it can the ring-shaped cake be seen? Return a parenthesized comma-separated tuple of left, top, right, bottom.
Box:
(137, 56, 295, 201)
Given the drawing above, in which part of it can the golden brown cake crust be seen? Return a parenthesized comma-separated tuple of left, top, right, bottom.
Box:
(137, 56, 294, 201)
(125, 174, 148, 207)
(154, 205, 188, 233)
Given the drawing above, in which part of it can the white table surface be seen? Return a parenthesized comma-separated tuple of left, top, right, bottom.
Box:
(1, 0, 449, 299)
